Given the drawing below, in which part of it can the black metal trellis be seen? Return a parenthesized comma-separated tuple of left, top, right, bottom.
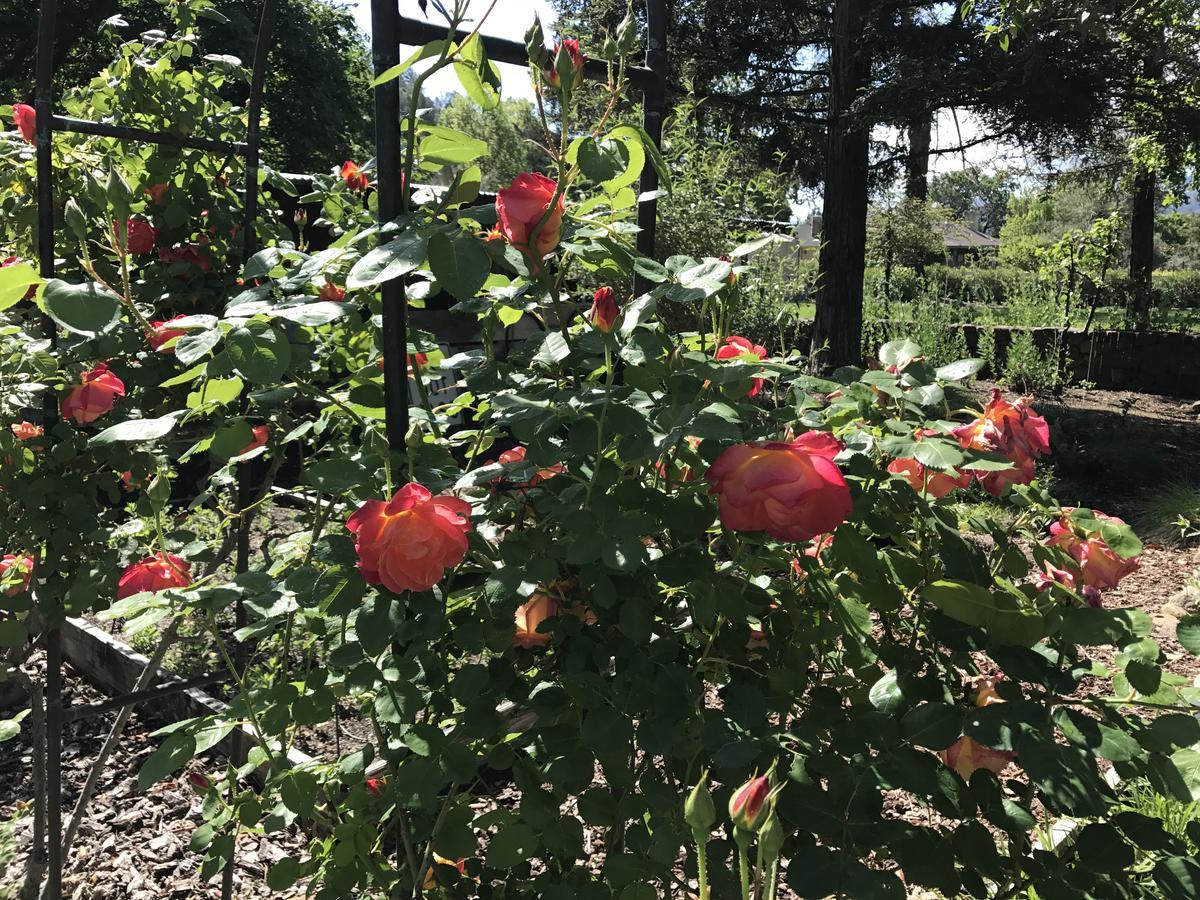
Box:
(31, 1, 279, 896)
(369, 0, 669, 454)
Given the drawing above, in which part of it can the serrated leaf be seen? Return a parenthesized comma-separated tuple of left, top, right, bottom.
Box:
(347, 232, 427, 290)
(90, 415, 177, 445)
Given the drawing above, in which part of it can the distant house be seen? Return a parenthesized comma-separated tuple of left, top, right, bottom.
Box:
(936, 221, 1001, 267)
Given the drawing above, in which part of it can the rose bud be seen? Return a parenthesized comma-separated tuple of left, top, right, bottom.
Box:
(728, 774, 771, 832)
(145, 183, 169, 204)
(147, 315, 188, 353)
(346, 483, 472, 594)
(546, 38, 586, 89)
(237, 425, 270, 458)
(61, 363, 126, 425)
(495, 172, 565, 271)
(365, 777, 386, 797)
(13, 104, 36, 143)
(588, 286, 620, 333)
(115, 217, 159, 255)
(706, 432, 852, 543)
(10, 421, 42, 441)
(684, 771, 716, 837)
(116, 553, 192, 600)
(184, 771, 211, 791)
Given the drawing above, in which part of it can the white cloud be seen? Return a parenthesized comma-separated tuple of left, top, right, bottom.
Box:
(352, 0, 559, 101)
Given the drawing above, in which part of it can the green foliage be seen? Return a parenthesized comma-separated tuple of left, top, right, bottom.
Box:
(866, 198, 948, 271)
(435, 95, 549, 190)
(1134, 481, 1200, 548)
(1000, 178, 1124, 270)
(929, 165, 1018, 236)
(0, 0, 375, 172)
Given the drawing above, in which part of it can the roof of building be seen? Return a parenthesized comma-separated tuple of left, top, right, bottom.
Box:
(937, 222, 1001, 250)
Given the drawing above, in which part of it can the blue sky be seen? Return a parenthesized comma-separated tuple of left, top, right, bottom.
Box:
(351, 0, 559, 101)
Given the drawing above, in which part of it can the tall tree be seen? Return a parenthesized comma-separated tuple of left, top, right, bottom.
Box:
(0, 0, 375, 172)
(435, 95, 550, 190)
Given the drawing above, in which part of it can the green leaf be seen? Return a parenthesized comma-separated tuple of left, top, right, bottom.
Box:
(923, 580, 1044, 646)
(0, 260, 40, 311)
(42, 279, 121, 336)
(303, 459, 370, 494)
(902, 702, 962, 750)
(1154, 857, 1200, 900)
(878, 338, 922, 368)
(427, 232, 490, 302)
(485, 822, 539, 868)
(90, 415, 177, 445)
(0, 619, 28, 648)
(175, 328, 222, 365)
(226, 322, 291, 384)
(187, 376, 244, 409)
(628, 122, 671, 192)
(419, 131, 488, 166)
(453, 33, 501, 109)
(911, 439, 964, 471)
(266, 857, 302, 891)
(371, 40, 447, 87)
(0, 709, 30, 742)
(1176, 615, 1200, 656)
(138, 731, 197, 790)
(869, 671, 904, 713)
(578, 136, 630, 184)
(1073, 823, 1134, 873)
(935, 358, 984, 381)
(273, 302, 349, 327)
(346, 232, 427, 290)
(1059, 607, 1153, 646)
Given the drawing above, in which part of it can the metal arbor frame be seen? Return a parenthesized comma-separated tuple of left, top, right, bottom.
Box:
(29, 1, 280, 897)
(368, 0, 669, 452)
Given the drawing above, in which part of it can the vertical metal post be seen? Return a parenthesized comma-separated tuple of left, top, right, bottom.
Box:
(35, 3, 63, 899)
(634, 0, 668, 297)
(372, 0, 409, 454)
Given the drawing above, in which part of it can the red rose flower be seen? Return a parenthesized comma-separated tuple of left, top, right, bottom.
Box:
(497, 444, 564, 487)
(365, 777, 386, 797)
(1046, 510, 1139, 590)
(341, 160, 369, 191)
(546, 38, 586, 88)
(116, 552, 192, 600)
(184, 771, 211, 792)
(158, 243, 212, 273)
(715, 335, 768, 398)
(145, 183, 169, 204)
(346, 483, 472, 593)
(115, 218, 159, 255)
(588, 286, 620, 333)
(238, 425, 269, 458)
(496, 172, 565, 269)
(61, 363, 125, 425)
(952, 390, 1050, 496)
(706, 431, 852, 543)
(13, 104, 35, 143)
(147, 315, 188, 353)
(318, 282, 346, 302)
(0, 554, 34, 597)
(10, 421, 42, 441)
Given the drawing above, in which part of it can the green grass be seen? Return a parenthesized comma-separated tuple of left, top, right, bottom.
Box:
(1134, 481, 1200, 547)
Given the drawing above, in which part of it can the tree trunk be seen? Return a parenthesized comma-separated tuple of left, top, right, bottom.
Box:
(904, 114, 931, 202)
(1128, 165, 1155, 330)
(811, 0, 871, 372)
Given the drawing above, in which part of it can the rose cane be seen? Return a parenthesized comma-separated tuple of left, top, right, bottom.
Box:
(683, 771, 716, 900)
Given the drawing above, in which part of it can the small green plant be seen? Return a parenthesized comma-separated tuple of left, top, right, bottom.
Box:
(0, 809, 26, 900)
(1135, 481, 1200, 547)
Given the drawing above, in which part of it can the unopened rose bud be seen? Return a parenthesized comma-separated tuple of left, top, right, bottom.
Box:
(366, 777, 386, 797)
(293, 208, 308, 228)
(728, 774, 770, 832)
(185, 771, 211, 791)
(758, 806, 785, 863)
(684, 771, 716, 836)
(525, 16, 549, 68)
(616, 10, 637, 53)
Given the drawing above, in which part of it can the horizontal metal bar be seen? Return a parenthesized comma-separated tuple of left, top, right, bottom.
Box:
(398, 17, 656, 89)
(50, 115, 247, 154)
(62, 671, 228, 722)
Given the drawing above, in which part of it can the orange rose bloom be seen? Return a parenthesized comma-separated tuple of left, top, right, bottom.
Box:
(715, 335, 768, 398)
(939, 736, 1016, 780)
(514, 592, 559, 649)
(148, 315, 188, 352)
(498, 445, 564, 487)
(953, 390, 1050, 496)
(318, 281, 346, 302)
(341, 160, 369, 191)
(0, 554, 34, 597)
(10, 421, 42, 441)
(61, 363, 125, 424)
(116, 552, 192, 600)
(496, 172, 565, 266)
(422, 853, 468, 889)
(1046, 510, 1139, 590)
(887, 457, 971, 499)
(346, 483, 472, 593)
(706, 431, 852, 543)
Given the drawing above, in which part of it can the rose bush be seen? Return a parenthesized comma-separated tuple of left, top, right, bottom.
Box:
(3, 3, 1200, 900)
